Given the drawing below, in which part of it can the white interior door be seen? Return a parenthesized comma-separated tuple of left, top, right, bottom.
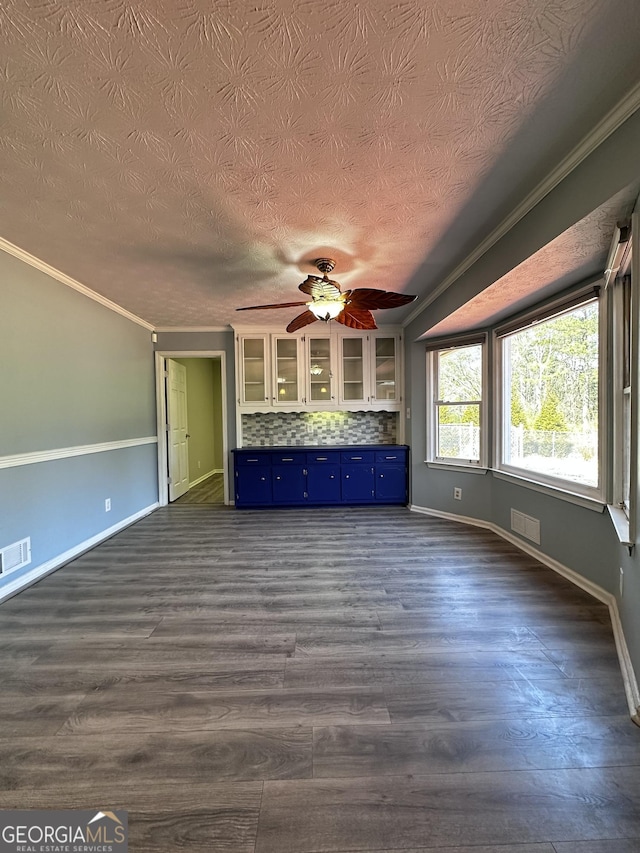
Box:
(167, 359, 189, 501)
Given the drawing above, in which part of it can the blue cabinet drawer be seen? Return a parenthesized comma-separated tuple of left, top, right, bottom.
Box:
(272, 452, 306, 465)
(340, 451, 375, 463)
(306, 451, 341, 464)
(375, 450, 406, 463)
(234, 446, 408, 508)
(235, 452, 272, 466)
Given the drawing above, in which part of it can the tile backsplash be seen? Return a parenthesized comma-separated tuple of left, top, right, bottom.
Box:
(241, 411, 398, 446)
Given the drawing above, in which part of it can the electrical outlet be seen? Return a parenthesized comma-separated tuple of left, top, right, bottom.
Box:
(619, 567, 624, 597)
(105, 498, 111, 512)
(453, 487, 462, 500)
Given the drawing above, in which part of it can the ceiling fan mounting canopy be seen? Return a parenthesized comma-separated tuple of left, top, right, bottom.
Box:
(236, 256, 417, 332)
(314, 257, 336, 275)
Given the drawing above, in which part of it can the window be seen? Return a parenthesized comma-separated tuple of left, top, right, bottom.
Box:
(615, 274, 632, 514)
(610, 221, 633, 522)
(497, 294, 602, 499)
(428, 340, 485, 467)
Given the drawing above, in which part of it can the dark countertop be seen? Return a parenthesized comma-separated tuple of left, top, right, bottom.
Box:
(233, 445, 408, 452)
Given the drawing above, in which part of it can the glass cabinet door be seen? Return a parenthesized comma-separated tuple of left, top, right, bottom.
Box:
(373, 336, 397, 401)
(241, 337, 267, 404)
(341, 337, 365, 402)
(273, 337, 300, 404)
(308, 337, 333, 403)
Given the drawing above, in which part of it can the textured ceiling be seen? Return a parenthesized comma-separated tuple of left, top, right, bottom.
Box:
(426, 183, 640, 337)
(1, 0, 639, 330)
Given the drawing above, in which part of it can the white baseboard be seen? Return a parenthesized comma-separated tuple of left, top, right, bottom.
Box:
(188, 469, 220, 488)
(0, 503, 160, 604)
(410, 502, 640, 724)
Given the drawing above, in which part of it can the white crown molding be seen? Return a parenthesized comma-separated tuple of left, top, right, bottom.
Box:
(0, 503, 159, 604)
(0, 236, 155, 331)
(410, 502, 640, 724)
(155, 326, 232, 333)
(0, 436, 158, 470)
(403, 80, 640, 330)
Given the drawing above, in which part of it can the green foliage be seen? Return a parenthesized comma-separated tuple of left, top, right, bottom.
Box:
(533, 392, 568, 432)
(461, 405, 480, 425)
(507, 302, 598, 433)
(511, 395, 528, 428)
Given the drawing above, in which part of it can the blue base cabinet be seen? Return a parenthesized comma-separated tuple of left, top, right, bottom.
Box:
(233, 445, 408, 508)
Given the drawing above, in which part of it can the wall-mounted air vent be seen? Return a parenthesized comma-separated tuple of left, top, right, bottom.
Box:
(0, 538, 31, 575)
(510, 509, 540, 545)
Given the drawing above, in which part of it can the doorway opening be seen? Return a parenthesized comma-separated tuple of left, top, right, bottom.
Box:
(155, 351, 230, 506)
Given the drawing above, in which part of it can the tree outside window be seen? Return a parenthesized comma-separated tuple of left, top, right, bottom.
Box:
(434, 343, 483, 464)
(501, 300, 599, 491)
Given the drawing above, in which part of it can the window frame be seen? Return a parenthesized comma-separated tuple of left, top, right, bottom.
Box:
(426, 334, 488, 471)
(494, 287, 606, 504)
(608, 215, 637, 546)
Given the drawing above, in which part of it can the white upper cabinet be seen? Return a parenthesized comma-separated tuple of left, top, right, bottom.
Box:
(339, 336, 366, 405)
(236, 328, 401, 412)
(272, 336, 303, 406)
(238, 334, 269, 407)
(306, 334, 336, 407)
(370, 334, 399, 407)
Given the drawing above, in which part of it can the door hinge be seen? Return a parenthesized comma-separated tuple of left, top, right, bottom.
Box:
(167, 477, 172, 484)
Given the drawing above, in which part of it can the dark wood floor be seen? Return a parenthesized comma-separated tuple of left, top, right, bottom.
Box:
(174, 471, 225, 504)
(1, 505, 639, 853)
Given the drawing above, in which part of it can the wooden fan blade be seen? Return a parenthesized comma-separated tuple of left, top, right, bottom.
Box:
(335, 308, 377, 330)
(345, 289, 417, 310)
(236, 301, 308, 311)
(298, 277, 341, 299)
(298, 275, 324, 296)
(286, 310, 319, 333)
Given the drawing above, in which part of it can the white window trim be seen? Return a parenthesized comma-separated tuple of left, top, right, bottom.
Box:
(611, 271, 632, 517)
(426, 334, 488, 470)
(493, 288, 606, 505)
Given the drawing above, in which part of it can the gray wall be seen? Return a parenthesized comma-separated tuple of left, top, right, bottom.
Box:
(404, 109, 640, 704)
(0, 251, 158, 593)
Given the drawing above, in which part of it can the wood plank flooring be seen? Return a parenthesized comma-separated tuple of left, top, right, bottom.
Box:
(0, 504, 638, 853)
(174, 472, 224, 503)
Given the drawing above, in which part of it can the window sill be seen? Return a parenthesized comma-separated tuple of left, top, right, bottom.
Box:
(492, 469, 605, 513)
(426, 461, 488, 475)
(607, 504, 633, 548)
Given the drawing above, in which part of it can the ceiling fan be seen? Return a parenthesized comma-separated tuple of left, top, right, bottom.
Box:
(236, 258, 417, 333)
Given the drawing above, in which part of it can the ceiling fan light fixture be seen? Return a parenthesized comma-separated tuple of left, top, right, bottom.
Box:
(307, 298, 344, 321)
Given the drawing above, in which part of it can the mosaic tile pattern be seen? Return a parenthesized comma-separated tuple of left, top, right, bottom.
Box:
(241, 411, 398, 446)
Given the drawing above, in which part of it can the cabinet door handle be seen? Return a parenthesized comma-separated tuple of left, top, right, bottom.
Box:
(260, 477, 266, 481)
(282, 457, 293, 461)
(385, 456, 397, 460)
(351, 456, 362, 460)
(316, 456, 328, 461)
(345, 474, 350, 479)
(247, 458, 259, 462)
(275, 476, 281, 480)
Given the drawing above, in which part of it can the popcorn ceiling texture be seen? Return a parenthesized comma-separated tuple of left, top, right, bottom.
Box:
(241, 411, 398, 447)
(0, 0, 638, 331)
